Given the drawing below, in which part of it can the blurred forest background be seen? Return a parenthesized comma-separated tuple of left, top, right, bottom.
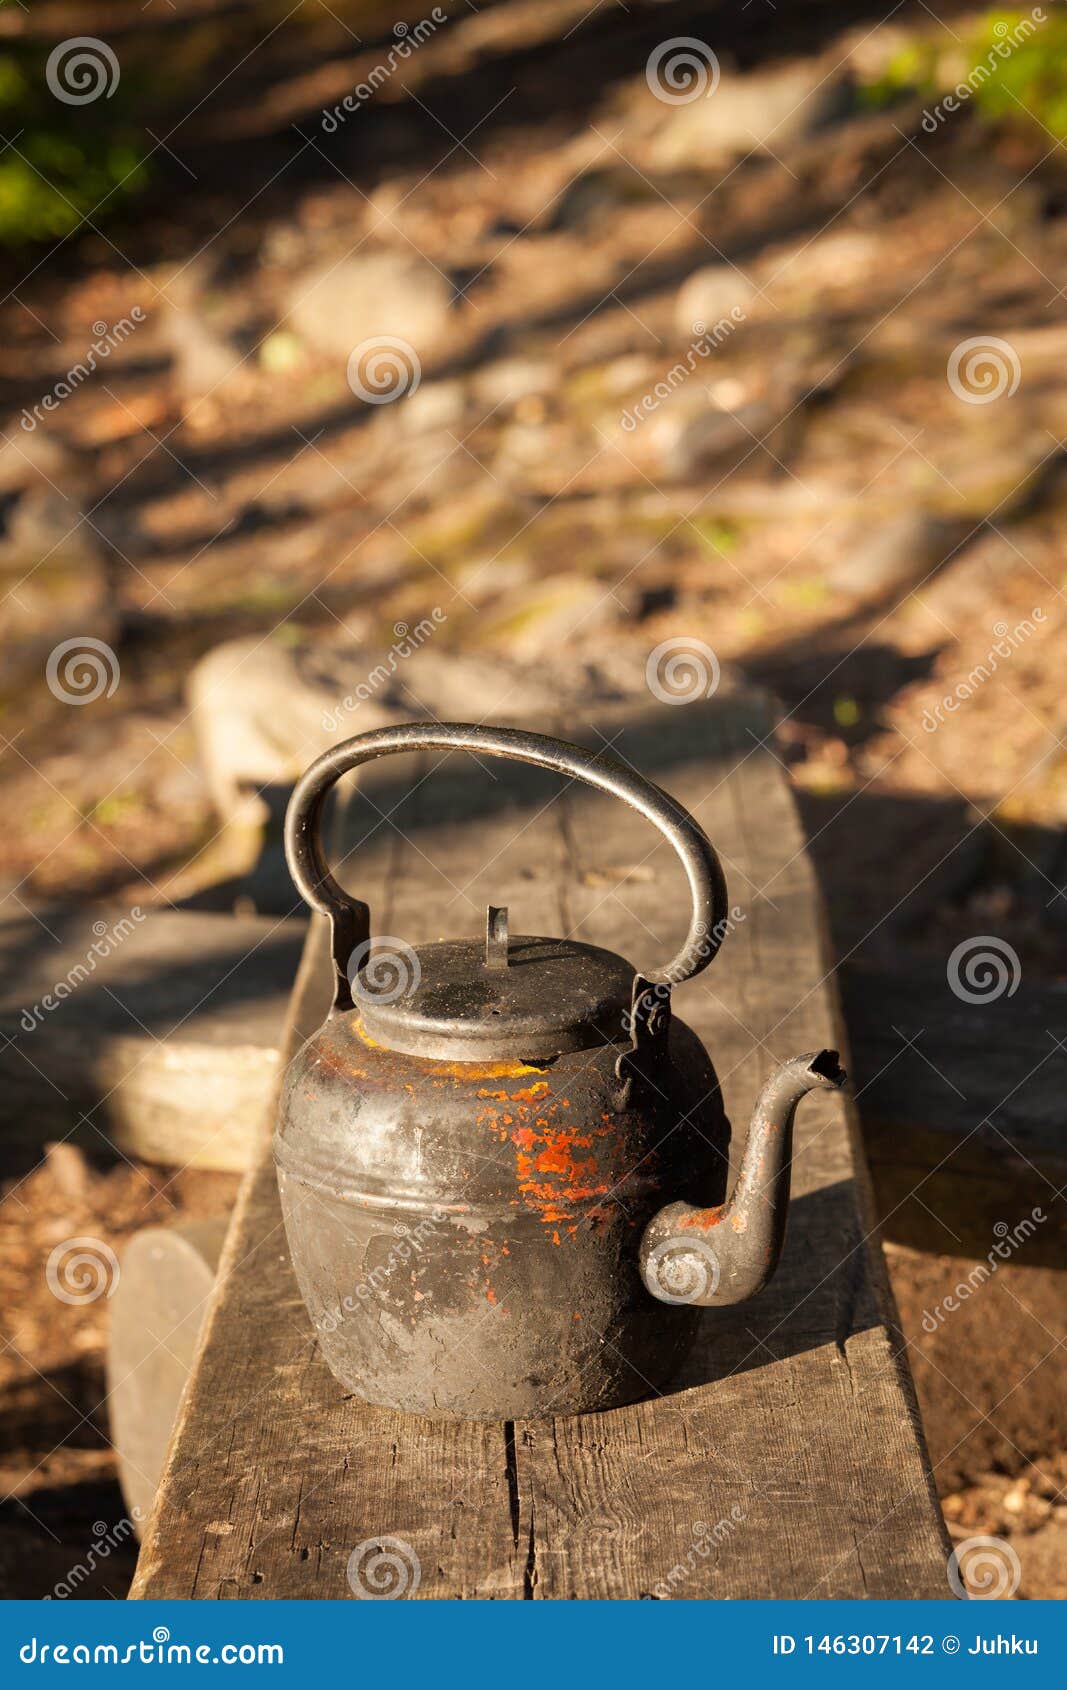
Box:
(0, 0, 1065, 1598)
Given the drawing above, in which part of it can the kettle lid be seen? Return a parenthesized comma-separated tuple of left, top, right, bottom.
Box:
(354, 907, 634, 1062)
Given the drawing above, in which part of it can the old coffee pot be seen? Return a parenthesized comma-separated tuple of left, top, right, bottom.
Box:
(275, 723, 845, 1419)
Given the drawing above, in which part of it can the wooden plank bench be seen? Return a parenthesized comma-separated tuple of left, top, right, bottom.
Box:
(130, 695, 949, 1599)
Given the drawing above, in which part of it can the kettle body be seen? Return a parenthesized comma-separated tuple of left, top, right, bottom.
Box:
(276, 977, 725, 1419)
(276, 723, 845, 1421)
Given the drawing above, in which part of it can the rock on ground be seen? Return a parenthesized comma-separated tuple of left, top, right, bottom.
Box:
(674, 265, 760, 337)
(0, 906, 306, 1174)
(286, 251, 456, 370)
(647, 59, 853, 170)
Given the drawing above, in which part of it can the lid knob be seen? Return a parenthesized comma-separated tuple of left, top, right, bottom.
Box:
(485, 906, 509, 971)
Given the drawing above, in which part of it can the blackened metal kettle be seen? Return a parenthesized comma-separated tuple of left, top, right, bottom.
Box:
(274, 723, 845, 1419)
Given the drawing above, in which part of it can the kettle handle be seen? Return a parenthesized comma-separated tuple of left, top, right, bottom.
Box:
(285, 722, 729, 1009)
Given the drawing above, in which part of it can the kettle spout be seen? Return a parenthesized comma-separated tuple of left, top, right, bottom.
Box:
(639, 1049, 847, 1307)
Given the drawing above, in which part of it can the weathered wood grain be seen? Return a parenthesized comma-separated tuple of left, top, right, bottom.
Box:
(131, 698, 948, 1600)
